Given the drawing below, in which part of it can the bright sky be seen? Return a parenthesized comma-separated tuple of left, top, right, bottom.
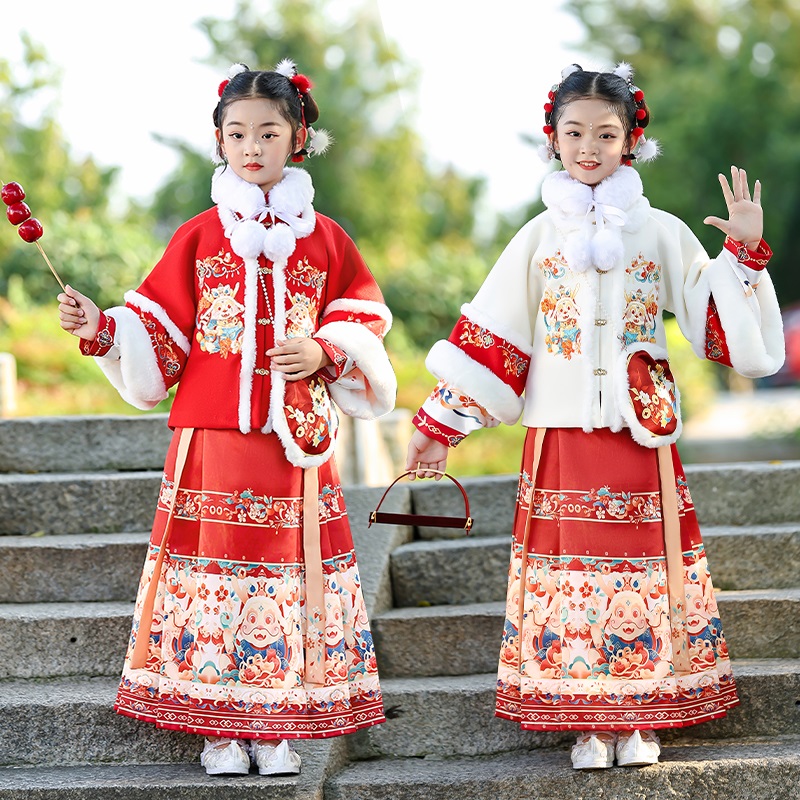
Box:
(0, 0, 591, 216)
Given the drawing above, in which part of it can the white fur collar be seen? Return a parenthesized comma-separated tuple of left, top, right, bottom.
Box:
(212, 166, 316, 263)
(541, 166, 650, 273)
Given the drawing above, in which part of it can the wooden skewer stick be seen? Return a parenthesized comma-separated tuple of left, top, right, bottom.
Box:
(34, 241, 68, 293)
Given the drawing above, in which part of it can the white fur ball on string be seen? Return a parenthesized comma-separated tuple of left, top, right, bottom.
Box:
(228, 63, 248, 79)
(636, 136, 661, 163)
(230, 219, 267, 259)
(307, 127, 333, 157)
(263, 223, 297, 262)
(591, 228, 624, 271)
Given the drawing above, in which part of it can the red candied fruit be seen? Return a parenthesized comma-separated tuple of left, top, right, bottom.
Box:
(18, 218, 43, 243)
(6, 202, 32, 226)
(1, 182, 26, 205)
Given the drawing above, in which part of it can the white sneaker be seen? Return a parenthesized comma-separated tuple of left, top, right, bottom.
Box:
(199, 737, 250, 775)
(616, 729, 661, 766)
(250, 739, 302, 776)
(570, 733, 616, 769)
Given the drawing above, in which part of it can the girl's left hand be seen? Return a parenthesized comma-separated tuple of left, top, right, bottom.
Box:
(703, 165, 763, 248)
(268, 337, 332, 381)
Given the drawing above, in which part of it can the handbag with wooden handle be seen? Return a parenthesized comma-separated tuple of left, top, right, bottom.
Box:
(368, 469, 473, 534)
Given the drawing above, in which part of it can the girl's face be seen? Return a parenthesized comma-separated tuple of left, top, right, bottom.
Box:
(551, 98, 635, 186)
(217, 97, 306, 193)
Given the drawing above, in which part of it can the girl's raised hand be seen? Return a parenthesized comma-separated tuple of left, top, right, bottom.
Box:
(405, 428, 449, 481)
(58, 285, 100, 340)
(268, 337, 332, 381)
(703, 165, 763, 248)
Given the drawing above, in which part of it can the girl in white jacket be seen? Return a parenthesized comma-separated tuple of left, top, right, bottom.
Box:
(406, 62, 783, 769)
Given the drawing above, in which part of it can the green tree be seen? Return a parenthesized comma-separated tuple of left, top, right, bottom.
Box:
(0, 36, 163, 306)
(564, 0, 800, 307)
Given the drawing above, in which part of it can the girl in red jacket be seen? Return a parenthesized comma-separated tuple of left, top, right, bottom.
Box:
(58, 60, 396, 777)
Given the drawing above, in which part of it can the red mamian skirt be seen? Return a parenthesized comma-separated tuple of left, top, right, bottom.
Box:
(495, 427, 738, 731)
(114, 428, 385, 739)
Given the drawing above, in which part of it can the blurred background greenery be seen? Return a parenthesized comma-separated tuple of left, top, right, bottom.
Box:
(1, 0, 798, 474)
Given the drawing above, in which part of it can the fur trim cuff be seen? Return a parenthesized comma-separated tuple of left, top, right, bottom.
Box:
(704, 258, 785, 378)
(98, 306, 169, 410)
(425, 340, 523, 425)
(124, 291, 191, 355)
(314, 320, 397, 419)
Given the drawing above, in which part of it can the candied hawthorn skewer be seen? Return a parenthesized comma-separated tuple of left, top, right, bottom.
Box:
(2, 180, 72, 295)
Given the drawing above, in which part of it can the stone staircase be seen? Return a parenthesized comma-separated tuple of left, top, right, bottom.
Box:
(0, 414, 798, 799)
(328, 463, 800, 799)
(0, 413, 410, 799)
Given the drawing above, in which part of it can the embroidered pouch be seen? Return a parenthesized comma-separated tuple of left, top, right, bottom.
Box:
(616, 344, 682, 448)
(282, 375, 339, 458)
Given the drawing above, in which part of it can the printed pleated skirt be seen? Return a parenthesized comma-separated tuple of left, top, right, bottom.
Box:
(495, 427, 738, 731)
(114, 427, 384, 739)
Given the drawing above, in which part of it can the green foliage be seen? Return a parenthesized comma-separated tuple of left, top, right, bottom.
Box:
(0, 285, 164, 416)
(564, 0, 800, 306)
(1, 210, 164, 311)
(0, 36, 165, 307)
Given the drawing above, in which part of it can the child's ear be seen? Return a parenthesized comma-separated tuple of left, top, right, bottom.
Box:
(295, 127, 308, 153)
(215, 129, 225, 159)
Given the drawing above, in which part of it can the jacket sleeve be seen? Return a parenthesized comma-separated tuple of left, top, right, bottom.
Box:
(313, 229, 397, 419)
(659, 213, 784, 378)
(418, 218, 541, 430)
(80, 222, 199, 410)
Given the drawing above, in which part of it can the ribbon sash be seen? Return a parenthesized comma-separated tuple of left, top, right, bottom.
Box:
(130, 427, 194, 670)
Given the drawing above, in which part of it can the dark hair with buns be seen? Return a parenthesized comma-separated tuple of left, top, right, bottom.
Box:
(213, 65, 320, 157)
(545, 64, 650, 159)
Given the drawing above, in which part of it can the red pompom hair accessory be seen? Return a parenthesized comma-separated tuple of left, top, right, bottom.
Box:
(290, 73, 312, 94)
(218, 80, 229, 97)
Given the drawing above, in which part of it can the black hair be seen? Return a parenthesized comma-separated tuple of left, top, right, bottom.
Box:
(213, 64, 320, 157)
(546, 64, 651, 159)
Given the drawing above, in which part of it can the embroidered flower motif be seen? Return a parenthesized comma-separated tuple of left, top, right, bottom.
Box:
(459, 320, 495, 349)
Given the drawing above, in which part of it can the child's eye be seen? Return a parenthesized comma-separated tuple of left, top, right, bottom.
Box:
(262, 133, 277, 140)
(229, 132, 243, 140)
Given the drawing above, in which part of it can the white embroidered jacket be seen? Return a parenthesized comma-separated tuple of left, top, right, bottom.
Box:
(417, 167, 784, 447)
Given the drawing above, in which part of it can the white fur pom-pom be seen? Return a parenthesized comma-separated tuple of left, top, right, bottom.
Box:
(263, 223, 297, 262)
(230, 219, 267, 259)
(563, 232, 593, 273)
(561, 64, 581, 80)
(275, 58, 296, 78)
(612, 61, 634, 82)
(307, 127, 333, 157)
(636, 136, 661, 163)
(228, 63, 248, 79)
(538, 143, 554, 163)
(591, 228, 623, 271)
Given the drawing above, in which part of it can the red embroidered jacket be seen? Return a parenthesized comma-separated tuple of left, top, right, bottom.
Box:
(82, 174, 395, 468)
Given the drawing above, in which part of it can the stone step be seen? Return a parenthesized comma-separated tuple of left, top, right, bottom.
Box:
(372, 591, 800, 679)
(0, 763, 307, 800)
(0, 602, 132, 680)
(348, 660, 799, 759)
(0, 532, 148, 603)
(0, 471, 161, 535)
(0, 676, 334, 773)
(0, 414, 172, 474)
(390, 524, 800, 607)
(327, 736, 800, 800)
(407, 461, 800, 539)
